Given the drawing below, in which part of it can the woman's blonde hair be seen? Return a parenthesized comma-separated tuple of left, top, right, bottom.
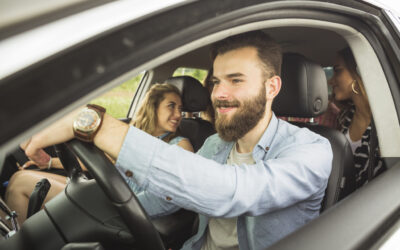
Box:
(132, 83, 182, 142)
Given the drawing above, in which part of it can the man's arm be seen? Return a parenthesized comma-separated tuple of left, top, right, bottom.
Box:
(116, 126, 332, 218)
(93, 114, 129, 159)
(23, 107, 332, 218)
(22, 110, 128, 164)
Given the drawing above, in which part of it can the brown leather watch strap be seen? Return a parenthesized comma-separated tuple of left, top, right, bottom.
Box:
(73, 104, 106, 142)
(87, 104, 106, 116)
(87, 104, 106, 141)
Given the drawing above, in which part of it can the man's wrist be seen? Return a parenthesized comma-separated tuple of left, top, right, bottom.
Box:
(73, 104, 106, 142)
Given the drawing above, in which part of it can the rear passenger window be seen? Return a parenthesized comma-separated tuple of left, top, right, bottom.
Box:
(173, 67, 208, 84)
(90, 72, 145, 118)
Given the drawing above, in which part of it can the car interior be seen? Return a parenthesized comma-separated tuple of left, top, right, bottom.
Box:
(0, 9, 399, 249)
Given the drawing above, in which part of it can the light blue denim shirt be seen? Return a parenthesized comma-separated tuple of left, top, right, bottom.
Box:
(116, 113, 332, 249)
(123, 133, 185, 195)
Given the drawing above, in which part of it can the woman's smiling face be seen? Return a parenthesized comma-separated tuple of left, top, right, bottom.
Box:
(329, 54, 355, 101)
(154, 92, 183, 136)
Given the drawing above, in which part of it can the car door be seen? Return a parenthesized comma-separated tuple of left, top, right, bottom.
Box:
(268, 2, 400, 249)
(1, 0, 400, 249)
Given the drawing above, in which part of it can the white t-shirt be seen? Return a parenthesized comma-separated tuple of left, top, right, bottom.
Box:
(345, 130, 362, 154)
(201, 143, 255, 250)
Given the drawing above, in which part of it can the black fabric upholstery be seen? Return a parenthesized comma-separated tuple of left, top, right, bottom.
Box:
(179, 118, 215, 152)
(277, 53, 355, 212)
(166, 76, 210, 112)
(165, 76, 215, 152)
(273, 53, 328, 117)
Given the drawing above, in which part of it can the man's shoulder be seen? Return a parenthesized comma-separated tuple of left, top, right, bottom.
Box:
(275, 119, 330, 147)
(274, 119, 333, 177)
(197, 133, 228, 156)
(201, 133, 225, 149)
(204, 133, 222, 143)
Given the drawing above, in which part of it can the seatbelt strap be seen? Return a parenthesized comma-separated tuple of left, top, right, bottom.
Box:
(368, 120, 378, 182)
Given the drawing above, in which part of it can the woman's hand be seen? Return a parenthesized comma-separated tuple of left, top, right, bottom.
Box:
(19, 148, 52, 170)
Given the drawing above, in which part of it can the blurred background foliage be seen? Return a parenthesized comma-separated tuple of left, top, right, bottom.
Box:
(91, 68, 208, 118)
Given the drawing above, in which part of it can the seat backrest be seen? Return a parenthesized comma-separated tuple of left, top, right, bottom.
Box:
(273, 53, 356, 212)
(166, 76, 215, 152)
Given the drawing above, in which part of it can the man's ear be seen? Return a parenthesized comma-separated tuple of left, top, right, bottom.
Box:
(266, 75, 281, 99)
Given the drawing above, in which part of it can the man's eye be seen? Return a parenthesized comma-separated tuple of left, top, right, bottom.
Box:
(211, 80, 219, 85)
(232, 79, 242, 83)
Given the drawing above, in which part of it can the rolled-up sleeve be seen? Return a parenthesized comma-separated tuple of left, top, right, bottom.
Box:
(116, 127, 160, 188)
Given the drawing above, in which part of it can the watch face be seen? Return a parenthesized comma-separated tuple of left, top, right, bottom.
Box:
(74, 108, 101, 132)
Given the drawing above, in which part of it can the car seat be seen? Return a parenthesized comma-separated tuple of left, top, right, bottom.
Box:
(166, 76, 216, 152)
(273, 53, 356, 212)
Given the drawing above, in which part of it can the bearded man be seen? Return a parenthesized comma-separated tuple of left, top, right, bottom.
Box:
(22, 31, 332, 250)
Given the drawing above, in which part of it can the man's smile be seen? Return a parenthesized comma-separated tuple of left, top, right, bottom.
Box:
(217, 106, 237, 114)
(213, 99, 240, 115)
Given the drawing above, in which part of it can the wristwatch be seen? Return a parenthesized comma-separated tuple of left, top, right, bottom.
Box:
(73, 104, 106, 142)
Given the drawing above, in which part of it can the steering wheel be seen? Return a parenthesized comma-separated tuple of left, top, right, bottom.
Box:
(56, 139, 165, 250)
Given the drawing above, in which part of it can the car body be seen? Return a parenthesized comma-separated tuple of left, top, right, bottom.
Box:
(1, 0, 400, 249)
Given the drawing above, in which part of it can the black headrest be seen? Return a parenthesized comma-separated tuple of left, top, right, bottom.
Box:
(273, 53, 328, 118)
(165, 76, 210, 112)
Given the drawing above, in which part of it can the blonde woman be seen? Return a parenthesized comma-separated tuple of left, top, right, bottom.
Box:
(6, 83, 193, 224)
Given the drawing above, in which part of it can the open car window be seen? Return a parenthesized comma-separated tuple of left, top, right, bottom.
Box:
(173, 67, 208, 84)
(90, 72, 145, 119)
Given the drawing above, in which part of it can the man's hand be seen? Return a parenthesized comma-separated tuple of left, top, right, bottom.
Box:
(20, 107, 129, 165)
(20, 138, 52, 169)
(20, 150, 51, 170)
(19, 109, 78, 167)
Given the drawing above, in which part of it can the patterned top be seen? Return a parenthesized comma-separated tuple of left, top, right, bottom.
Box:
(338, 105, 386, 188)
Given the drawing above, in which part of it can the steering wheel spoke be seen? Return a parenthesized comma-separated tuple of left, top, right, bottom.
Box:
(63, 139, 165, 250)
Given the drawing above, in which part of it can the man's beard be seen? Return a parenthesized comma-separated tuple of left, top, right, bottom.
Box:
(213, 85, 266, 142)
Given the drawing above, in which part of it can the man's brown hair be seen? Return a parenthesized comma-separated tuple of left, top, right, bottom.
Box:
(210, 31, 282, 78)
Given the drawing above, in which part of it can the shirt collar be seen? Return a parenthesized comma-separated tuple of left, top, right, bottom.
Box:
(256, 112, 279, 153)
(214, 113, 279, 155)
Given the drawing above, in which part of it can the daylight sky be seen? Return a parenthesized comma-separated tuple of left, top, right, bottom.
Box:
(370, 0, 400, 14)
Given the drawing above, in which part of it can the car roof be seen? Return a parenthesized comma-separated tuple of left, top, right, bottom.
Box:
(0, 0, 187, 79)
(168, 26, 347, 70)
